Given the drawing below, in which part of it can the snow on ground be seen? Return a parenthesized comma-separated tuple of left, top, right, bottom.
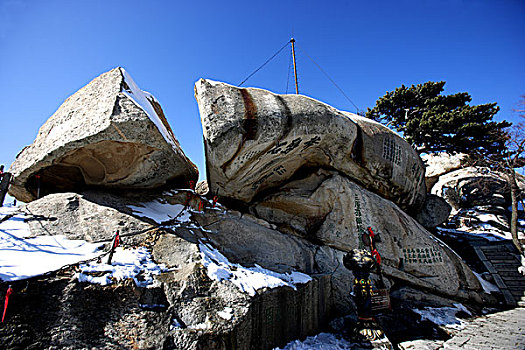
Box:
(412, 303, 471, 330)
(77, 246, 167, 287)
(472, 271, 500, 293)
(199, 242, 312, 296)
(128, 199, 191, 224)
(0, 206, 104, 282)
(120, 68, 182, 154)
(274, 333, 353, 350)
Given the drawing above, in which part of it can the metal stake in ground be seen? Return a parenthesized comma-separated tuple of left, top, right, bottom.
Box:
(0, 166, 12, 207)
(35, 174, 41, 199)
(106, 230, 120, 265)
(2, 285, 13, 323)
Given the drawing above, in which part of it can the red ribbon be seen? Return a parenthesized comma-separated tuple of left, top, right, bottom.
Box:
(189, 181, 195, 190)
(198, 200, 204, 212)
(367, 226, 375, 238)
(212, 196, 219, 207)
(113, 231, 120, 249)
(2, 286, 13, 323)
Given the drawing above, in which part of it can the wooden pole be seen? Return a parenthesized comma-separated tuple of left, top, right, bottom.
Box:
(290, 38, 299, 94)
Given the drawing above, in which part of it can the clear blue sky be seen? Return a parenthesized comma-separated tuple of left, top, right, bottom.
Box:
(1, 0, 524, 181)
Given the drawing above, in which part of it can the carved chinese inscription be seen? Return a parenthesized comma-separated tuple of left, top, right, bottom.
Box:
(401, 247, 444, 265)
(354, 194, 365, 237)
(382, 138, 401, 166)
(266, 135, 321, 156)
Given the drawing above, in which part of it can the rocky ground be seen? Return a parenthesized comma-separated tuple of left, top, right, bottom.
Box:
(273, 307, 525, 349)
(399, 307, 525, 350)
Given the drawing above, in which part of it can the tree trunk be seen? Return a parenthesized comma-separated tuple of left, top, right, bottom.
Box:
(508, 169, 522, 253)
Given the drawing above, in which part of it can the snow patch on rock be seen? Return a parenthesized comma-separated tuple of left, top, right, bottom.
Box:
(472, 271, 500, 293)
(199, 242, 312, 296)
(128, 199, 190, 224)
(77, 246, 167, 287)
(0, 206, 103, 282)
(120, 68, 182, 154)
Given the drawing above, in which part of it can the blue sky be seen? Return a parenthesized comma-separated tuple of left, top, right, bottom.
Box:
(0, 0, 523, 182)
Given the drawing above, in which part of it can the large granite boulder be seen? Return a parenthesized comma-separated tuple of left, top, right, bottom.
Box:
(195, 80, 426, 213)
(9, 67, 197, 203)
(251, 169, 482, 299)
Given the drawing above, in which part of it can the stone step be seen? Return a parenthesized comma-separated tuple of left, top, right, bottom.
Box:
(493, 266, 521, 272)
(500, 273, 525, 279)
(479, 245, 514, 252)
(498, 271, 524, 278)
(500, 270, 525, 276)
(482, 253, 517, 261)
(492, 264, 520, 269)
(482, 255, 513, 261)
(490, 259, 520, 264)
(504, 280, 525, 287)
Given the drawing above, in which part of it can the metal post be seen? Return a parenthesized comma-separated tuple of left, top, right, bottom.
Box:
(36, 175, 41, 199)
(290, 38, 299, 94)
(107, 230, 120, 265)
(0, 173, 11, 207)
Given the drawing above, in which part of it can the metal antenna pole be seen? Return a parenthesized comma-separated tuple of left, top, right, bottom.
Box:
(290, 38, 299, 94)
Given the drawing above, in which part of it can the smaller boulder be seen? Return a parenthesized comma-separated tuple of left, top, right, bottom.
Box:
(9, 67, 197, 202)
(414, 194, 452, 229)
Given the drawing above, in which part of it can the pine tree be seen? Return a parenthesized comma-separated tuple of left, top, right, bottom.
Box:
(366, 81, 511, 157)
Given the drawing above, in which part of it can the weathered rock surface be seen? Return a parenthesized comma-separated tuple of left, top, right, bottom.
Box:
(422, 152, 468, 190)
(195, 80, 426, 213)
(251, 169, 483, 300)
(398, 307, 525, 350)
(9, 67, 197, 203)
(191, 208, 354, 313)
(23, 191, 154, 245)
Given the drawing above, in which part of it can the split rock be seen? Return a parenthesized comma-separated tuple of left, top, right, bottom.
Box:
(9, 67, 197, 202)
(195, 80, 426, 213)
